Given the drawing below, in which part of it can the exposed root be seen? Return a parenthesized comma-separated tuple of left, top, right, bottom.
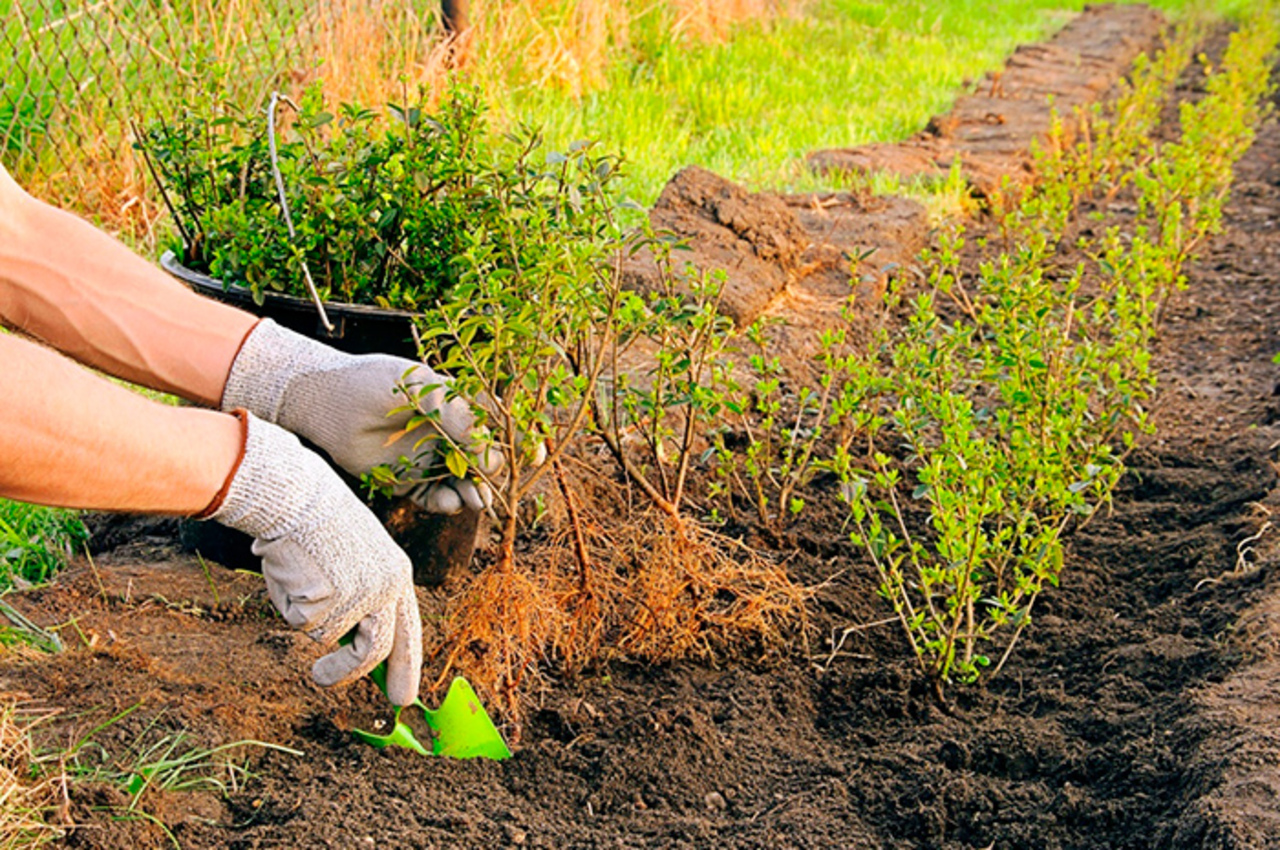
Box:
(433, 495, 810, 736)
(616, 513, 810, 664)
(1195, 506, 1276, 591)
(432, 562, 567, 734)
(545, 524, 625, 679)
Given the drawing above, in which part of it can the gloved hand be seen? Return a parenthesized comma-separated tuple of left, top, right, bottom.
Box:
(202, 411, 422, 705)
(220, 319, 498, 515)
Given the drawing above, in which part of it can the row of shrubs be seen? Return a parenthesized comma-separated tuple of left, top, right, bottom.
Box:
(134, 7, 1278, 718)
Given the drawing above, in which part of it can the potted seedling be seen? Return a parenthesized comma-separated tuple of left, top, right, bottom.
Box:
(137, 85, 500, 584)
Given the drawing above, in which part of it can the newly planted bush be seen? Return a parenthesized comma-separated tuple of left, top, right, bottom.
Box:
(709, 311, 854, 531)
(374, 131, 637, 716)
(832, 14, 1277, 697)
(1134, 14, 1278, 313)
(831, 253, 1119, 691)
(1034, 24, 1199, 206)
(590, 256, 807, 663)
(407, 132, 633, 565)
(595, 258, 738, 521)
(390, 183, 806, 717)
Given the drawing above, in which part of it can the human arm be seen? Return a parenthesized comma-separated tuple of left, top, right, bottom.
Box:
(0, 334, 422, 704)
(0, 163, 256, 407)
(0, 164, 495, 510)
(0, 331, 240, 512)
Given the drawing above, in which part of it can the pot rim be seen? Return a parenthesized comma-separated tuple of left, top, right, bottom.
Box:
(160, 250, 420, 320)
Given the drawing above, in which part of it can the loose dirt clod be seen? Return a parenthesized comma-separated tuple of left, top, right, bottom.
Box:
(621, 165, 812, 328)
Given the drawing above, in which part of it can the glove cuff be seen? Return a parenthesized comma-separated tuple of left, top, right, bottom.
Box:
(220, 319, 349, 423)
(193, 409, 250, 519)
(205, 411, 332, 541)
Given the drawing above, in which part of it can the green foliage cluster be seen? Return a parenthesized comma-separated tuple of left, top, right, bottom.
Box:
(1133, 17, 1278, 287)
(401, 208, 818, 560)
(137, 87, 505, 311)
(706, 305, 878, 532)
(831, 11, 1277, 694)
(594, 262, 739, 524)
(0, 499, 87, 590)
(396, 133, 640, 565)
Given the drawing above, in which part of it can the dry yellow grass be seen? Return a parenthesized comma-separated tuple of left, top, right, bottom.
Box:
(15, 0, 791, 246)
(25, 124, 164, 244)
(0, 699, 62, 850)
(670, 0, 787, 44)
(294, 0, 456, 108)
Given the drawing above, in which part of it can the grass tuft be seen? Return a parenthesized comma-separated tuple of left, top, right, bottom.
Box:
(0, 501, 86, 591)
(0, 701, 64, 850)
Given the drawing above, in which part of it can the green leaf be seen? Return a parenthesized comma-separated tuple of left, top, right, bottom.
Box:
(445, 451, 469, 479)
(303, 111, 334, 129)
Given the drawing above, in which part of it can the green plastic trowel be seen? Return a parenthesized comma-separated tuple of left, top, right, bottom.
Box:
(351, 661, 512, 760)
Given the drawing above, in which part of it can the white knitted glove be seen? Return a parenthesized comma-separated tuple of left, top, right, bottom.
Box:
(221, 319, 498, 514)
(204, 411, 423, 705)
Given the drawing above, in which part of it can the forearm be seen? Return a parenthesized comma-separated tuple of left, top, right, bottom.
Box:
(0, 333, 242, 513)
(0, 173, 256, 406)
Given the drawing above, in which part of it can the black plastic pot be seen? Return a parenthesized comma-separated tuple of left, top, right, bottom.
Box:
(161, 251, 420, 358)
(162, 252, 480, 587)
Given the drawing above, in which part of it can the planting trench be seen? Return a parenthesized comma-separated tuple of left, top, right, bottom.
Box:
(5, 5, 1280, 848)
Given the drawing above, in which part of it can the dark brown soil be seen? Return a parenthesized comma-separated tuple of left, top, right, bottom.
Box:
(5, 8, 1280, 849)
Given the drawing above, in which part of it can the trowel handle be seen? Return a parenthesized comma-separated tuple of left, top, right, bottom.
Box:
(339, 629, 428, 710)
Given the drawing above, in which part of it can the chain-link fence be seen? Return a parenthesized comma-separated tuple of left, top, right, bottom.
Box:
(2, 0, 456, 235)
(5, 0, 301, 173)
(4, 0, 769, 238)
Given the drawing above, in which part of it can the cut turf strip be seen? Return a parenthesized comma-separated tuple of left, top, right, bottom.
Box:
(807, 3, 1168, 197)
(622, 5, 1174, 342)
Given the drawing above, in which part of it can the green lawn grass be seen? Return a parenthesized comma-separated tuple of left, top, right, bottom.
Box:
(6, 0, 1253, 205)
(495, 0, 1251, 205)
(0, 498, 87, 589)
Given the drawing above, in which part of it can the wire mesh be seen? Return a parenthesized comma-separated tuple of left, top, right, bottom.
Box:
(1, 0, 450, 237)
(6, 1, 301, 173)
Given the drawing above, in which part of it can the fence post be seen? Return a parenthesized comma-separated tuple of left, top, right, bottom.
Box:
(442, 0, 469, 35)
